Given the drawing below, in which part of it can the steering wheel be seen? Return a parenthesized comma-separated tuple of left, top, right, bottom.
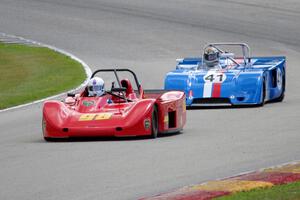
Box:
(106, 88, 133, 102)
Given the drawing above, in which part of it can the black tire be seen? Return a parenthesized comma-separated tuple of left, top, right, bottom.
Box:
(150, 106, 159, 138)
(44, 137, 53, 142)
(258, 78, 266, 107)
(42, 117, 55, 142)
(42, 117, 48, 141)
(272, 70, 285, 102)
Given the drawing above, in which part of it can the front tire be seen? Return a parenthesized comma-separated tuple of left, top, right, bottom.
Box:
(258, 78, 266, 107)
(42, 117, 49, 141)
(42, 117, 56, 142)
(44, 137, 53, 142)
(150, 106, 159, 138)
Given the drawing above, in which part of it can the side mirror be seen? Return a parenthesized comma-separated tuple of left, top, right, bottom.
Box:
(67, 93, 76, 97)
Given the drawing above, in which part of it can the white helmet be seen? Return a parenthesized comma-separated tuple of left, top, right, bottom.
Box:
(203, 46, 220, 68)
(88, 77, 105, 97)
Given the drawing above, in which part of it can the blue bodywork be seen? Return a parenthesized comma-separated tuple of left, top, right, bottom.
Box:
(164, 56, 286, 106)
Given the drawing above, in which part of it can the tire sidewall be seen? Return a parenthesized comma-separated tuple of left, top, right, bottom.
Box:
(279, 68, 285, 97)
(151, 106, 158, 138)
(260, 77, 266, 106)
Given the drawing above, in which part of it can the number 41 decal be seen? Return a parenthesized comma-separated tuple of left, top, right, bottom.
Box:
(203, 72, 226, 83)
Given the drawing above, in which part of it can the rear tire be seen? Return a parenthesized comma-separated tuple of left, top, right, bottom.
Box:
(150, 106, 159, 138)
(272, 69, 285, 102)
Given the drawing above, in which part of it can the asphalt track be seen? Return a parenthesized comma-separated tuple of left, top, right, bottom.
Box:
(0, 0, 300, 199)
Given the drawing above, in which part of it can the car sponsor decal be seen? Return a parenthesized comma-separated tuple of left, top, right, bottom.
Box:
(79, 113, 112, 121)
(82, 100, 95, 107)
(94, 113, 113, 120)
(144, 119, 151, 130)
(79, 114, 96, 121)
(164, 115, 169, 123)
(203, 70, 226, 98)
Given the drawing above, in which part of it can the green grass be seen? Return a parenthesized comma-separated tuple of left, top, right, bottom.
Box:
(215, 181, 300, 200)
(0, 42, 86, 109)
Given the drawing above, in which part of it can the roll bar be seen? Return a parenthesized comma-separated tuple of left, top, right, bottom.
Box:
(203, 43, 251, 67)
(91, 68, 141, 95)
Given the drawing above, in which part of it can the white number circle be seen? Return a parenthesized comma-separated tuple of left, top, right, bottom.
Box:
(203, 72, 226, 83)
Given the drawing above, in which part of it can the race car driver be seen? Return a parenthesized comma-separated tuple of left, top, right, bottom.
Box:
(88, 77, 105, 97)
(203, 46, 221, 69)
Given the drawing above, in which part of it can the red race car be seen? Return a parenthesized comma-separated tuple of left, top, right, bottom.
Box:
(42, 69, 186, 141)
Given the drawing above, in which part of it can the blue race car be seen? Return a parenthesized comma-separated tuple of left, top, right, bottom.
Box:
(164, 43, 286, 107)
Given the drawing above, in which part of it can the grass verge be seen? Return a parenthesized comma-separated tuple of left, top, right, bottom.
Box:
(0, 42, 86, 109)
(215, 181, 300, 200)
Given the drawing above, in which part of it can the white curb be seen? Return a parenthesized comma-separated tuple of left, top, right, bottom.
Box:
(0, 32, 92, 113)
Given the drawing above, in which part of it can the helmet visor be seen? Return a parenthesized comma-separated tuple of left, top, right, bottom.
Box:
(88, 85, 103, 91)
(205, 53, 218, 61)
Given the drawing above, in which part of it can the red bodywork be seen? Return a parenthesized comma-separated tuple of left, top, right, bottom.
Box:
(43, 73, 186, 139)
